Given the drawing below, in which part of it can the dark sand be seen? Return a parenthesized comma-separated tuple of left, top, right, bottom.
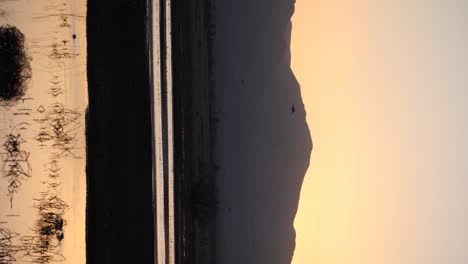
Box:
(86, 1, 155, 263)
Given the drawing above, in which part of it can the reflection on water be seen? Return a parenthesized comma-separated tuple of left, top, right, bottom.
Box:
(0, 0, 87, 263)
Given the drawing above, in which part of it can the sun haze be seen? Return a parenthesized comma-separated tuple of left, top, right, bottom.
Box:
(292, 1, 468, 264)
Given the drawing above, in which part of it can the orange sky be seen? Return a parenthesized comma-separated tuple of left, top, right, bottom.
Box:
(292, 1, 468, 264)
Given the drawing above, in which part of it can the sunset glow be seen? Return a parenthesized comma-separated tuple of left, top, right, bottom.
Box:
(292, 2, 468, 263)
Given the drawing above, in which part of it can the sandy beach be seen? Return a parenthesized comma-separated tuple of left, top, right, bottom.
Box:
(0, 0, 87, 263)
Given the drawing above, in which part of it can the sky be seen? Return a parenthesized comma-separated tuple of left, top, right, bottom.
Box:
(292, 1, 468, 264)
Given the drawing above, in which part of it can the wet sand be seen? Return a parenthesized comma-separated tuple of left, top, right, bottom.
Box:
(86, 1, 154, 263)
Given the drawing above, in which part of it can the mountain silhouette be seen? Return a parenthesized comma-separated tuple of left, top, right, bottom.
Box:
(214, 0, 313, 263)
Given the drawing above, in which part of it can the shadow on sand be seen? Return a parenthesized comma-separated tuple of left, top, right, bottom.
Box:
(214, 0, 312, 263)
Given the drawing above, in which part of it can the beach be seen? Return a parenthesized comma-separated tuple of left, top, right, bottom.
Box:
(86, 1, 155, 263)
(0, 0, 88, 263)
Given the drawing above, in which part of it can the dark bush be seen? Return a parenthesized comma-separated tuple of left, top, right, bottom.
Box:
(0, 25, 31, 104)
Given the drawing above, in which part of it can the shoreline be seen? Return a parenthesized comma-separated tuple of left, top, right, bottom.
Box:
(86, 0, 216, 263)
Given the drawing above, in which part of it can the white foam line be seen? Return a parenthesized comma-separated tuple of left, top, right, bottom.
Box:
(150, 0, 167, 263)
(151, 0, 175, 263)
(164, 0, 175, 263)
